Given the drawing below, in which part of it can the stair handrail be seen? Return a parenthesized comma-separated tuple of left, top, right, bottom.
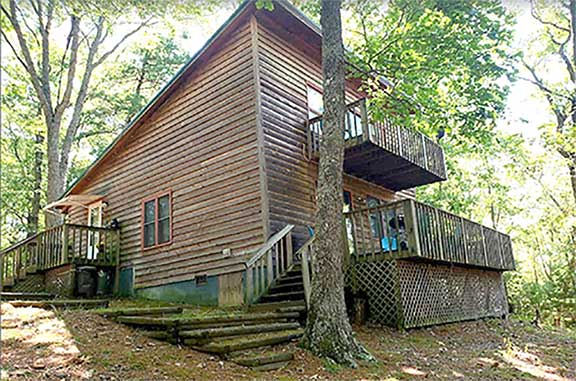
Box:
(295, 236, 314, 309)
(244, 224, 294, 304)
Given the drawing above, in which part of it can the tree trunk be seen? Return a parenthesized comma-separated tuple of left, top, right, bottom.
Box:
(301, 0, 371, 367)
(46, 120, 64, 227)
(27, 134, 44, 236)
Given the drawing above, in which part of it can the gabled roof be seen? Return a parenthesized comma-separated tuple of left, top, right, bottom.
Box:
(65, 0, 306, 197)
(63, 0, 385, 198)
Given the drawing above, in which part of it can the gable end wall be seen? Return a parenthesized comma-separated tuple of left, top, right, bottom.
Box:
(68, 19, 264, 291)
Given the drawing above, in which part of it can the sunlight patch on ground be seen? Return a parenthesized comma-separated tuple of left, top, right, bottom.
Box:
(1, 303, 92, 379)
(501, 346, 571, 381)
(401, 366, 427, 376)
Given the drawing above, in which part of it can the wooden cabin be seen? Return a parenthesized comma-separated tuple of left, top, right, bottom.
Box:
(0, 0, 514, 328)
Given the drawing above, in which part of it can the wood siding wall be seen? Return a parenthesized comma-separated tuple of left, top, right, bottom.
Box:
(255, 19, 414, 246)
(68, 20, 264, 289)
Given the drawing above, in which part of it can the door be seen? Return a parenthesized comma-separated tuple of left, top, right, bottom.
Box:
(87, 202, 103, 260)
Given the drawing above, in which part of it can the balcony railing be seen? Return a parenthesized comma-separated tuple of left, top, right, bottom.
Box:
(0, 224, 120, 288)
(343, 199, 514, 271)
(307, 99, 447, 184)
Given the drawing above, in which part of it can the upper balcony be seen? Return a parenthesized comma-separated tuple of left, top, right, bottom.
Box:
(307, 99, 447, 191)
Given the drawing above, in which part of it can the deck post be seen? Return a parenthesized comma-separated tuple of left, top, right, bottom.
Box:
(460, 217, 468, 264)
(62, 224, 69, 266)
(421, 134, 429, 170)
(480, 227, 488, 267)
(113, 228, 121, 295)
(405, 200, 422, 257)
(360, 99, 370, 142)
(301, 247, 311, 309)
(433, 208, 445, 261)
(286, 232, 293, 268)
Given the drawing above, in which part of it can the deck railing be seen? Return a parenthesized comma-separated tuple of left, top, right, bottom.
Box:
(343, 199, 515, 271)
(295, 236, 315, 309)
(307, 98, 446, 179)
(244, 225, 294, 304)
(0, 224, 120, 288)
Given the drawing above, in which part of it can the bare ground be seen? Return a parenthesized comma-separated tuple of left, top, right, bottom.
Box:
(1, 301, 575, 380)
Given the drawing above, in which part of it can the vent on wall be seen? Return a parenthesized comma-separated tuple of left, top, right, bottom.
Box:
(195, 274, 208, 286)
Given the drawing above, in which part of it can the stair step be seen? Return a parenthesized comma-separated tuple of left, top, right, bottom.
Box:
(252, 360, 291, 371)
(230, 350, 294, 367)
(275, 275, 303, 285)
(95, 306, 183, 318)
(268, 282, 303, 294)
(117, 311, 300, 329)
(248, 300, 305, 312)
(1, 292, 55, 301)
(180, 322, 300, 344)
(191, 329, 303, 354)
(259, 291, 305, 303)
(7, 299, 109, 309)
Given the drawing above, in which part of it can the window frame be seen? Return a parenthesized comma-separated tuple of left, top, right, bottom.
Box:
(140, 190, 172, 250)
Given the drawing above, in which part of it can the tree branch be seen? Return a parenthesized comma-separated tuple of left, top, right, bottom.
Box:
(2, 0, 52, 119)
(54, 15, 81, 125)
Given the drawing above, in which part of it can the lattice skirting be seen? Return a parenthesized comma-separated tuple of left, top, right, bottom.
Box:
(347, 259, 509, 329)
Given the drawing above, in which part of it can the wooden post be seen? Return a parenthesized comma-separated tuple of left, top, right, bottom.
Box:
(285, 232, 293, 269)
(266, 249, 273, 288)
(301, 248, 311, 309)
(405, 200, 422, 257)
(113, 228, 121, 295)
(245, 264, 253, 304)
(360, 99, 370, 142)
(433, 208, 444, 261)
(480, 227, 488, 267)
(62, 224, 69, 266)
(421, 134, 428, 170)
(460, 217, 468, 264)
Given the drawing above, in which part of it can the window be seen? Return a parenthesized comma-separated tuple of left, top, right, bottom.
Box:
(307, 85, 324, 118)
(141, 191, 172, 248)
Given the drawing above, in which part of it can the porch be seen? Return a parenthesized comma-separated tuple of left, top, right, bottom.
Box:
(307, 99, 447, 191)
(0, 224, 120, 294)
(342, 199, 514, 271)
(294, 199, 514, 328)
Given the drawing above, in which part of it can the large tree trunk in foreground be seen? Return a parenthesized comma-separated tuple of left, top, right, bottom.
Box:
(301, 0, 371, 367)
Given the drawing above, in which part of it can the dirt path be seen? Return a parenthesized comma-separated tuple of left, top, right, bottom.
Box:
(2, 302, 575, 380)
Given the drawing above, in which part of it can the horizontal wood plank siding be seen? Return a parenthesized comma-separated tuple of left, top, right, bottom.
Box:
(68, 20, 264, 289)
(256, 20, 414, 246)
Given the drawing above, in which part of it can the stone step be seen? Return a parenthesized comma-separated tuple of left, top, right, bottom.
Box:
(252, 360, 291, 371)
(1, 292, 55, 301)
(232, 351, 294, 368)
(117, 311, 300, 329)
(191, 329, 303, 354)
(180, 322, 300, 344)
(259, 291, 305, 303)
(95, 306, 184, 318)
(268, 282, 304, 294)
(8, 299, 109, 309)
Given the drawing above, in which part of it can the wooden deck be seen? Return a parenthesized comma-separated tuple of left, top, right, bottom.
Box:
(343, 199, 514, 271)
(307, 99, 447, 191)
(0, 224, 120, 289)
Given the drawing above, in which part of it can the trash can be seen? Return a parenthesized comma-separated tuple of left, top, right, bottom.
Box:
(76, 266, 97, 298)
(97, 269, 113, 296)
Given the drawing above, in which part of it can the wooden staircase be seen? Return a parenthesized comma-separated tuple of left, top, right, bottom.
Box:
(109, 307, 304, 371)
(106, 226, 311, 371)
